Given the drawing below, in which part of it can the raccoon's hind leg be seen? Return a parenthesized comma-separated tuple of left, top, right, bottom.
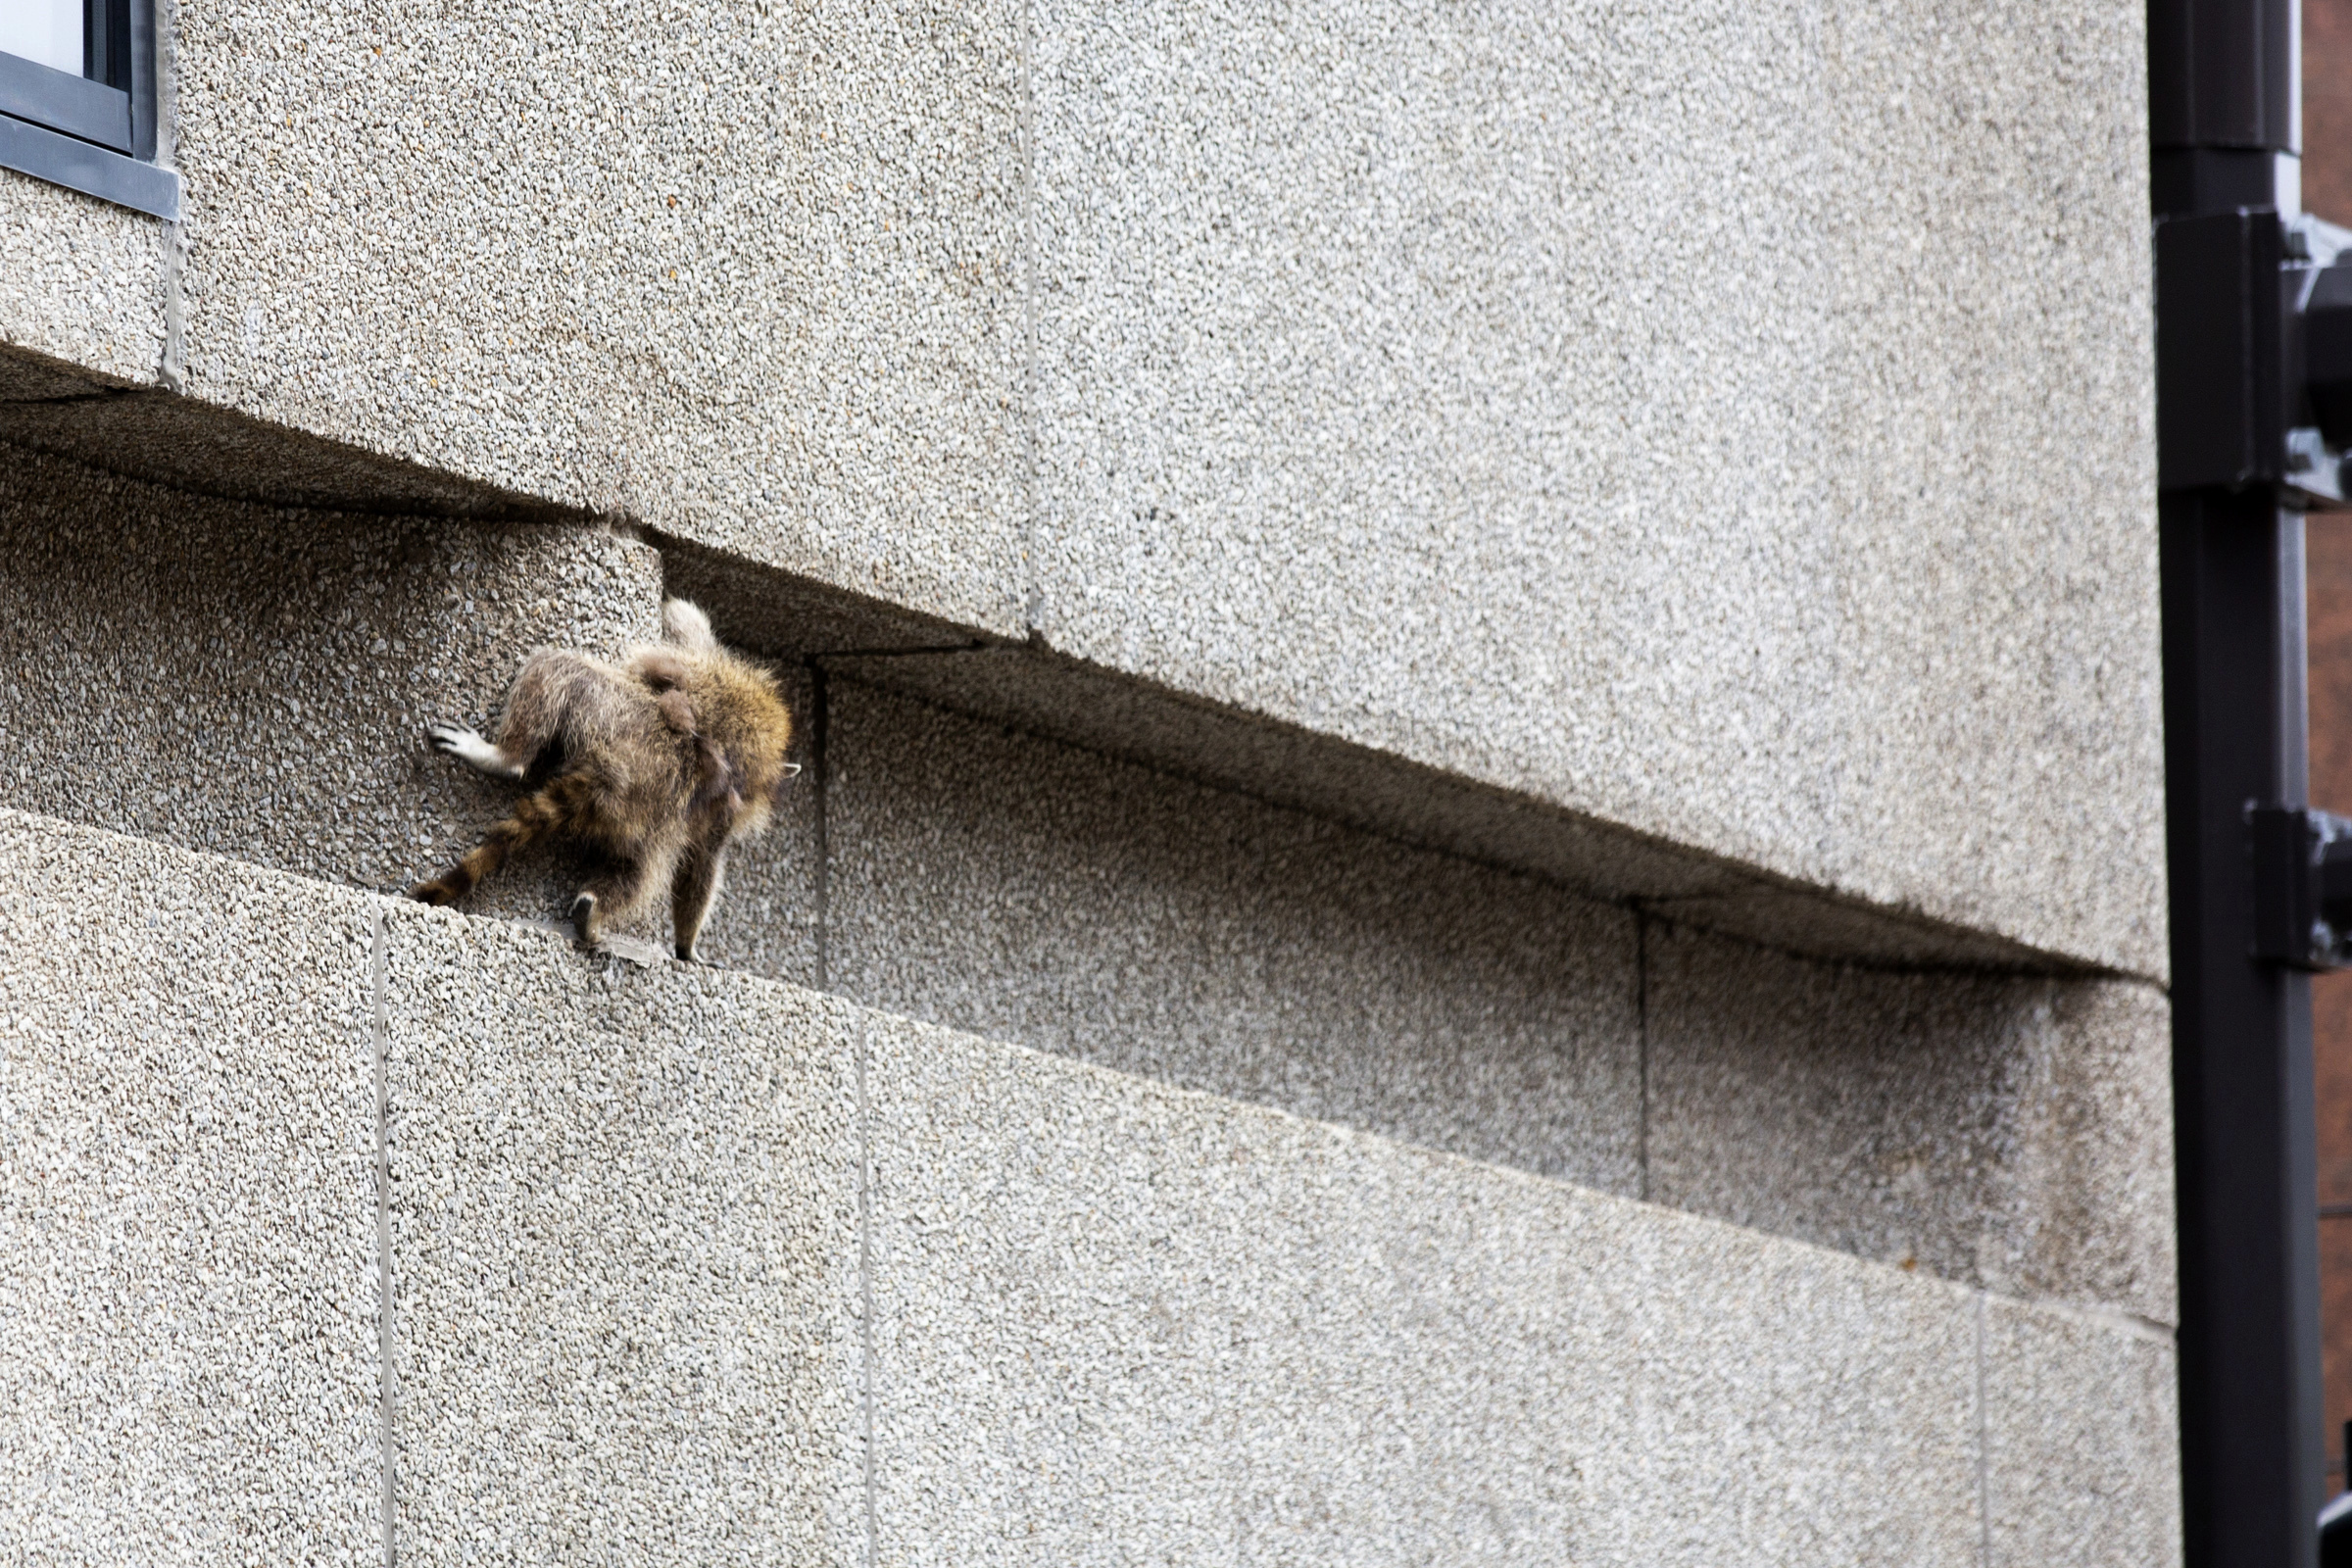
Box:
(428, 649, 618, 781)
(568, 851, 663, 950)
(669, 842, 727, 962)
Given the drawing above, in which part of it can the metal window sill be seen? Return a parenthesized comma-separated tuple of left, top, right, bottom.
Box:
(0, 111, 177, 219)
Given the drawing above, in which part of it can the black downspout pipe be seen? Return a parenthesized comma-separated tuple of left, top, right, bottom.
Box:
(2151, 0, 2327, 1562)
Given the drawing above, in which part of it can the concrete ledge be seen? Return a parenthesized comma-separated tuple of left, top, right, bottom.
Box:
(865, 1009, 2181, 1565)
(382, 903, 865, 1566)
(866, 1008, 1978, 1562)
(0, 809, 2180, 1562)
(0, 446, 676, 930)
(820, 644, 2099, 974)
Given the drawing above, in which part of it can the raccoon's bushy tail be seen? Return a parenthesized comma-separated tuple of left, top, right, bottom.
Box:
(410, 773, 594, 906)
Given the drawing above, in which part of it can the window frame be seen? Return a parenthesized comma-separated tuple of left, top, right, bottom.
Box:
(0, 0, 177, 220)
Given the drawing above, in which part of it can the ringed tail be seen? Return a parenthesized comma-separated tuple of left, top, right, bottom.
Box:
(408, 776, 587, 906)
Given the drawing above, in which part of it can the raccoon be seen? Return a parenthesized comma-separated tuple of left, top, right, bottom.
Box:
(411, 599, 796, 960)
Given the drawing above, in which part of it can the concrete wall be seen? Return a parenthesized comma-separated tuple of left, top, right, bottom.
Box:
(816, 680, 2174, 1328)
(0, 459, 2172, 1331)
(0, 811, 2180, 1563)
(0, 0, 2179, 1549)
(0, 0, 2163, 979)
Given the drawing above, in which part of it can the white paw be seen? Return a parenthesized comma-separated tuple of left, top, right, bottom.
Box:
(427, 723, 520, 778)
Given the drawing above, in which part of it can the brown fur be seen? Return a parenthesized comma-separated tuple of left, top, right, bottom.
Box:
(410, 599, 797, 959)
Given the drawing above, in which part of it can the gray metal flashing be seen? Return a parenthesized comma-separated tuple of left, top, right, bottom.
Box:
(0, 51, 128, 151)
(0, 109, 176, 219)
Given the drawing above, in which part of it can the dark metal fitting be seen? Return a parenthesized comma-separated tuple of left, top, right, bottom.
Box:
(2155, 207, 2352, 507)
(2250, 804, 2352, 969)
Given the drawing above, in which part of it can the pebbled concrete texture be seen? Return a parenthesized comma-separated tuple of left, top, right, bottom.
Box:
(865, 1009, 1993, 1566)
(0, 809, 382, 1563)
(1984, 1298, 2182, 1568)
(0, 172, 170, 390)
(823, 679, 1642, 1191)
(1645, 922, 2177, 1325)
(165, 0, 1027, 635)
(0, 808, 2183, 1562)
(1023, 0, 2163, 980)
(381, 902, 864, 1566)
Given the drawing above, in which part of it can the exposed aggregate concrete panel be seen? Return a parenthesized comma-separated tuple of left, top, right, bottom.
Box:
(823, 680, 1643, 1191)
(0, 172, 170, 389)
(0, 812, 383, 1563)
(864, 1011, 1999, 1565)
(381, 904, 864, 1565)
(166, 0, 1029, 635)
(0, 810, 2181, 1561)
(1984, 1298, 2182, 1568)
(1645, 923, 2177, 1325)
(1023, 0, 2163, 980)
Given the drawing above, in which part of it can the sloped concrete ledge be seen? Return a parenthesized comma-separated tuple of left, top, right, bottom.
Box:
(813, 642, 2105, 976)
(0, 380, 2134, 978)
(867, 1009, 2180, 1567)
(0, 809, 2179, 1563)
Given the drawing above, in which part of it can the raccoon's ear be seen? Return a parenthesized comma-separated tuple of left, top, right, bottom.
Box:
(662, 598, 719, 654)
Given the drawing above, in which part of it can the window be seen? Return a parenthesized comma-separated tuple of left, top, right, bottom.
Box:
(0, 0, 176, 219)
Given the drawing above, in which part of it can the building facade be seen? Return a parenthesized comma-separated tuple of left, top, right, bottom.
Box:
(0, 0, 2180, 1561)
